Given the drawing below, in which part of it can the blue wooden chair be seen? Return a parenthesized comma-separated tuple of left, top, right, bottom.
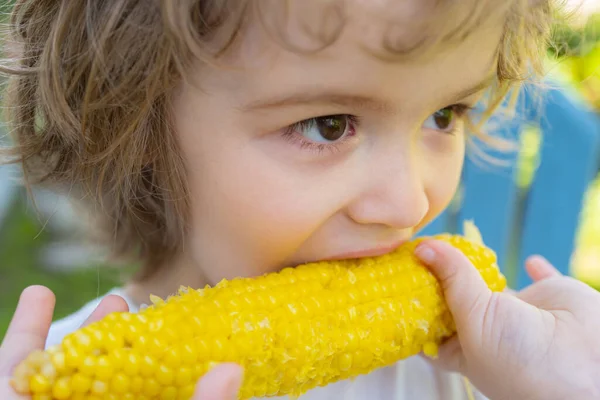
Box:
(419, 82, 600, 290)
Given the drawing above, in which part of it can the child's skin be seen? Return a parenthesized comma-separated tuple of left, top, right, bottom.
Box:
(1, 1, 600, 399)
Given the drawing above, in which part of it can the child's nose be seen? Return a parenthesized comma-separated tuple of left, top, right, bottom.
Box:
(345, 156, 429, 230)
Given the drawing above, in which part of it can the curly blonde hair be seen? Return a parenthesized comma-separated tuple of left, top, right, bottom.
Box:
(0, 0, 554, 280)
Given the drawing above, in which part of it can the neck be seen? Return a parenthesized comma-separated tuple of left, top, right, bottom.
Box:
(123, 251, 207, 308)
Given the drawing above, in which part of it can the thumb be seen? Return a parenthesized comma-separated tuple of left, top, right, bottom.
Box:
(193, 363, 244, 400)
(415, 240, 493, 329)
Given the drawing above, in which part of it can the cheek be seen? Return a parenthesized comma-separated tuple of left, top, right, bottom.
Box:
(172, 87, 356, 281)
(420, 133, 465, 226)
(182, 136, 341, 278)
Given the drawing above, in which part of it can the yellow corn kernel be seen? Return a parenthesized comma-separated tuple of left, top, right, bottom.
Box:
(90, 380, 107, 396)
(30, 374, 52, 394)
(11, 229, 506, 399)
(51, 377, 71, 400)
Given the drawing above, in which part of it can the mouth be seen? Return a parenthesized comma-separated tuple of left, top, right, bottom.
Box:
(322, 240, 408, 261)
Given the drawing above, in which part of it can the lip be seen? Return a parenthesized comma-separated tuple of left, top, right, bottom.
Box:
(324, 240, 408, 261)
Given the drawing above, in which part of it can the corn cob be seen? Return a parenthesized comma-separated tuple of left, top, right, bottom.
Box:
(11, 231, 506, 400)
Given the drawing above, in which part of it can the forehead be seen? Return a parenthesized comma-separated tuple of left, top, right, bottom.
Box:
(197, 0, 507, 105)
(243, 0, 512, 60)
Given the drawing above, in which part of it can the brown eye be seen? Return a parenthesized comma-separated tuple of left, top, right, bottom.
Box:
(295, 115, 352, 143)
(423, 107, 460, 133)
(434, 109, 453, 129)
(315, 115, 348, 141)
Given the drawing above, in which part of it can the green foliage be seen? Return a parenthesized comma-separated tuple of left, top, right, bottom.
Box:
(550, 13, 600, 58)
(550, 13, 600, 288)
(550, 13, 600, 108)
(0, 196, 123, 342)
(572, 178, 600, 288)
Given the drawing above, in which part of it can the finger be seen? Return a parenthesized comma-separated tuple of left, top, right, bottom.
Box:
(0, 376, 29, 400)
(193, 363, 244, 400)
(80, 295, 129, 328)
(525, 255, 562, 282)
(421, 335, 465, 374)
(415, 240, 492, 329)
(0, 286, 55, 376)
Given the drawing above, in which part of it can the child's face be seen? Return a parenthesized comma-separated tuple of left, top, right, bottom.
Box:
(171, 1, 505, 285)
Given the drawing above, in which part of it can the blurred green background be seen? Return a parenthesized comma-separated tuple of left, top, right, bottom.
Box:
(1, 3, 600, 342)
(552, 10, 600, 289)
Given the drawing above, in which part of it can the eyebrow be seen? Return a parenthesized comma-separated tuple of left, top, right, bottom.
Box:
(241, 74, 496, 114)
(447, 74, 496, 103)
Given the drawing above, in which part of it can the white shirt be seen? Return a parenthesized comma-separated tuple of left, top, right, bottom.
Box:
(46, 289, 488, 400)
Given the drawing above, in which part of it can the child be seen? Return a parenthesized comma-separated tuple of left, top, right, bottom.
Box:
(1, 0, 599, 399)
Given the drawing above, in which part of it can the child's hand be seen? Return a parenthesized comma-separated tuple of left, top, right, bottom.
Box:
(1, 286, 243, 400)
(0, 286, 130, 399)
(192, 363, 243, 400)
(416, 240, 600, 400)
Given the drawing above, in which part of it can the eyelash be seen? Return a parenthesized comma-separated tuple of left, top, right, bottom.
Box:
(439, 104, 474, 135)
(281, 103, 474, 153)
(448, 104, 473, 118)
(281, 115, 360, 155)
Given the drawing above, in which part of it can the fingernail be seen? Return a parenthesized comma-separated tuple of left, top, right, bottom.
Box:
(415, 244, 436, 263)
(226, 365, 244, 399)
(528, 255, 550, 266)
